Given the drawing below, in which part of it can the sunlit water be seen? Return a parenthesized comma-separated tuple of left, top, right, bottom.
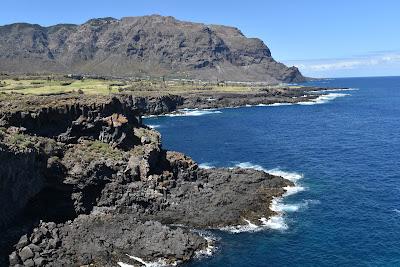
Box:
(145, 77, 400, 266)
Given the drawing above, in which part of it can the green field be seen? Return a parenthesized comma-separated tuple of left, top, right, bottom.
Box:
(0, 76, 301, 96)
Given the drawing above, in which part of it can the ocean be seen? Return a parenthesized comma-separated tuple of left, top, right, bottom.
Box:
(144, 76, 400, 266)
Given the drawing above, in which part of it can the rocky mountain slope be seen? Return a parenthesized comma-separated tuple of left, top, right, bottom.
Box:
(0, 15, 305, 83)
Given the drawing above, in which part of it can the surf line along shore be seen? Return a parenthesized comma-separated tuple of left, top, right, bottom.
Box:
(0, 88, 352, 266)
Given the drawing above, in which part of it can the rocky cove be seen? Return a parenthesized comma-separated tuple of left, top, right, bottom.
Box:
(0, 91, 320, 266)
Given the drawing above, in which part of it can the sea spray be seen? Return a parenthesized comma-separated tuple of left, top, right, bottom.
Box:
(117, 254, 179, 267)
(297, 93, 350, 105)
(193, 230, 218, 258)
(147, 124, 161, 129)
(143, 108, 222, 118)
(198, 163, 216, 169)
(162, 108, 222, 117)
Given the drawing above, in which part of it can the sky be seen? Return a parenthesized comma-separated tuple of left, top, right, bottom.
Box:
(1, 0, 399, 78)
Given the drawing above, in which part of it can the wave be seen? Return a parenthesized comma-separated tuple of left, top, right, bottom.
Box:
(143, 108, 222, 118)
(117, 254, 178, 267)
(164, 108, 222, 117)
(255, 103, 294, 107)
(244, 103, 294, 108)
(244, 92, 352, 109)
(270, 198, 319, 213)
(260, 216, 288, 230)
(222, 162, 306, 233)
(308, 88, 358, 94)
(321, 88, 358, 92)
(193, 231, 218, 258)
(116, 231, 217, 267)
(220, 219, 263, 233)
(147, 124, 161, 129)
(144, 91, 351, 120)
(199, 162, 215, 169)
(266, 102, 294, 107)
(234, 162, 267, 172)
(234, 162, 303, 182)
(221, 216, 289, 232)
(253, 92, 350, 107)
(297, 93, 350, 105)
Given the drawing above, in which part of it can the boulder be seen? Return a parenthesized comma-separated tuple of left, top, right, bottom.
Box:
(19, 246, 34, 261)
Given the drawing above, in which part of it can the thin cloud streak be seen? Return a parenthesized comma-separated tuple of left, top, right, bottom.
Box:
(283, 51, 400, 78)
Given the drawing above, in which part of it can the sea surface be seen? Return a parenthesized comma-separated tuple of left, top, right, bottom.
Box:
(144, 77, 400, 267)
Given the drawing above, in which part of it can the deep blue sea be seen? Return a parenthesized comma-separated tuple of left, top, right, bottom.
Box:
(145, 77, 400, 267)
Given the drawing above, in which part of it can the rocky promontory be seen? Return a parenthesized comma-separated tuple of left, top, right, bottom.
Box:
(0, 93, 294, 266)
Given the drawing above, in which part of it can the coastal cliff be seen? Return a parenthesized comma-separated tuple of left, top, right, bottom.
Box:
(0, 94, 293, 266)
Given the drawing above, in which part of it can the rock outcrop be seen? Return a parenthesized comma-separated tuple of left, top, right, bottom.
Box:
(0, 94, 293, 266)
(0, 15, 305, 83)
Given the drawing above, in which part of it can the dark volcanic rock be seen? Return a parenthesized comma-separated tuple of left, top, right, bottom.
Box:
(0, 15, 305, 83)
(9, 216, 207, 266)
(156, 166, 293, 227)
(0, 93, 295, 266)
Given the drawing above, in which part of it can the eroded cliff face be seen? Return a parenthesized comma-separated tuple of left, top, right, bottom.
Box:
(0, 142, 46, 229)
(0, 94, 293, 266)
(0, 15, 305, 83)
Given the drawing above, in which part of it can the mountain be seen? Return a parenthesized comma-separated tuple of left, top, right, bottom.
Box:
(0, 15, 305, 83)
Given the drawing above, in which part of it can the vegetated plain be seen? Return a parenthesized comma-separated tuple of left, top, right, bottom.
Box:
(0, 74, 303, 96)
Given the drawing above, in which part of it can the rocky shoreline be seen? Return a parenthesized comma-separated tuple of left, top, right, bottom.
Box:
(0, 93, 298, 266)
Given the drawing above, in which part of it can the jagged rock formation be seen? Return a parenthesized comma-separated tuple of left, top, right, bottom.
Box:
(0, 94, 293, 266)
(0, 15, 305, 83)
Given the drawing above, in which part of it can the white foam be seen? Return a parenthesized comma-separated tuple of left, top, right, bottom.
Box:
(248, 92, 349, 107)
(165, 108, 222, 117)
(199, 163, 215, 169)
(283, 185, 305, 196)
(266, 102, 294, 107)
(393, 209, 400, 214)
(267, 168, 304, 183)
(194, 231, 217, 258)
(234, 162, 267, 172)
(147, 124, 161, 129)
(318, 88, 358, 93)
(118, 254, 178, 267)
(269, 197, 318, 213)
(297, 93, 350, 105)
(244, 103, 293, 108)
(260, 216, 288, 230)
(270, 198, 300, 213)
(143, 108, 222, 118)
(224, 162, 306, 233)
(240, 91, 352, 108)
(234, 163, 304, 183)
(221, 219, 262, 233)
(118, 233, 216, 267)
(144, 91, 351, 120)
(252, 103, 293, 107)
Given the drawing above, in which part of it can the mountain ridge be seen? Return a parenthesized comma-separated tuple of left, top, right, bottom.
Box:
(0, 15, 305, 83)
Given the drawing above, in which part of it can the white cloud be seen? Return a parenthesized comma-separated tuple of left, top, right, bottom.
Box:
(284, 51, 400, 77)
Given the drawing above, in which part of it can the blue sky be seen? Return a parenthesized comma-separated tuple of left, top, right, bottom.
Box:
(1, 0, 399, 78)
